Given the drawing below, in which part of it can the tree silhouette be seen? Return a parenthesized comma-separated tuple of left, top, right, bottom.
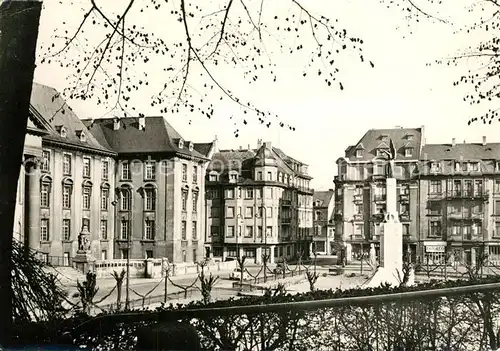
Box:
(38, 0, 372, 135)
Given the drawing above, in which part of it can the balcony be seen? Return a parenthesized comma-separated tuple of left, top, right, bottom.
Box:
(399, 213, 411, 222)
(280, 217, 292, 225)
(428, 192, 444, 200)
(353, 194, 363, 203)
(446, 190, 489, 200)
(281, 199, 292, 206)
(447, 212, 484, 221)
(371, 213, 385, 222)
(371, 173, 386, 181)
(373, 194, 386, 203)
(399, 193, 410, 202)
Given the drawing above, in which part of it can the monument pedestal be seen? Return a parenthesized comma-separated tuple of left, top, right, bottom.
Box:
(73, 251, 96, 274)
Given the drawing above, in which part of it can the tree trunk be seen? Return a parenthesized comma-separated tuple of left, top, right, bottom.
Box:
(0, 1, 42, 346)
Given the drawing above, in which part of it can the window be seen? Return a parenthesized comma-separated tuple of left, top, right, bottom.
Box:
(246, 189, 254, 199)
(121, 189, 131, 211)
(100, 220, 108, 240)
(257, 171, 263, 180)
(42, 150, 50, 172)
(226, 189, 235, 199)
(267, 207, 273, 218)
(100, 188, 109, 210)
(82, 186, 91, 210)
(63, 154, 72, 175)
(192, 221, 197, 240)
(145, 220, 155, 240)
(403, 224, 410, 236)
(62, 219, 71, 241)
(495, 222, 500, 238)
(192, 192, 198, 212)
(354, 224, 363, 235)
(210, 225, 219, 236)
(145, 162, 156, 180)
(356, 149, 363, 158)
(227, 226, 235, 238)
(430, 162, 441, 173)
(355, 203, 363, 214)
(144, 188, 156, 211)
(182, 164, 187, 182)
(193, 166, 198, 183)
(315, 211, 321, 220)
(430, 221, 441, 237)
(209, 173, 218, 182)
(146, 250, 153, 259)
(470, 162, 480, 172)
(62, 185, 72, 208)
(429, 201, 441, 215)
(256, 188, 262, 198)
(40, 183, 50, 208)
(120, 220, 129, 240)
(495, 180, 500, 194)
(245, 226, 253, 238)
(181, 190, 188, 211)
(400, 203, 410, 215)
(83, 157, 91, 178)
(266, 226, 272, 237)
(496, 200, 500, 216)
(40, 219, 49, 241)
(182, 250, 187, 263)
(210, 207, 220, 218)
(226, 206, 235, 218)
(267, 172, 272, 181)
(257, 226, 263, 238)
(181, 221, 187, 240)
(229, 173, 238, 182)
(404, 148, 413, 157)
(192, 249, 197, 263)
(245, 206, 254, 218)
(101, 160, 109, 180)
(430, 180, 442, 194)
(121, 162, 131, 180)
(244, 248, 256, 258)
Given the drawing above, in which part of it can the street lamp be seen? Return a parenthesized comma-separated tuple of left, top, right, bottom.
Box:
(236, 213, 243, 259)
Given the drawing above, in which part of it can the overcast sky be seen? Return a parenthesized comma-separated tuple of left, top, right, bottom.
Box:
(33, 0, 494, 190)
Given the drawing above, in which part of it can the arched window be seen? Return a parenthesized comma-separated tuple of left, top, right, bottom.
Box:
(61, 177, 73, 209)
(82, 180, 93, 210)
(119, 186, 132, 211)
(100, 182, 111, 211)
(40, 174, 52, 208)
(142, 183, 157, 211)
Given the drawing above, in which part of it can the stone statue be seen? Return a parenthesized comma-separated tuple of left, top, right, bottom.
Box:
(369, 243, 377, 268)
(381, 139, 397, 178)
(78, 223, 91, 252)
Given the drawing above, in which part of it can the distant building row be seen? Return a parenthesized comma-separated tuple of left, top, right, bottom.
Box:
(15, 83, 323, 265)
(334, 126, 500, 266)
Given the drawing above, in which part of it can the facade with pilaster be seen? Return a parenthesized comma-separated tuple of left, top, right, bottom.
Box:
(15, 83, 118, 264)
(84, 116, 214, 263)
(204, 140, 314, 264)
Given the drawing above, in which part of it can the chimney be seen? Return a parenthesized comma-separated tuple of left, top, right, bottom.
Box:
(483, 136, 487, 146)
(239, 145, 242, 151)
(113, 117, 120, 131)
(263, 141, 272, 149)
(138, 116, 146, 130)
(452, 138, 456, 147)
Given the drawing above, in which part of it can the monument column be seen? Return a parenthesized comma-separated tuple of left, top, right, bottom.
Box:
(25, 156, 40, 251)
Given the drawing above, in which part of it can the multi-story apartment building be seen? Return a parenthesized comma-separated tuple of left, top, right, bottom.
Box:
(84, 117, 214, 262)
(14, 83, 118, 264)
(205, 140, 314, 264)
(419, 137, 500, 265)
(312, 190, 335, 255)
(334, 127, 424, 263)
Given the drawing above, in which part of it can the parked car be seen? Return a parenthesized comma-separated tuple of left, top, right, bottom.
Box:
(229, 267, 250, 281)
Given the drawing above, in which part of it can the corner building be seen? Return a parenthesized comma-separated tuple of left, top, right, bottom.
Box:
(205, 140, 314, 264)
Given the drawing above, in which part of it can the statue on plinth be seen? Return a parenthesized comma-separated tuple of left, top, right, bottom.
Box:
(78, 223, 92, 253)
(380, 139, 397, 179)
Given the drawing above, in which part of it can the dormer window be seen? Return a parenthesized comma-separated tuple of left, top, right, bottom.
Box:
(496, 161, 500, 172)
(56, 125, 68, 138)
(404, 147, 413, 157)
(76, 130, 86, 143)
(209, 171, 219, 182)
(178, 139, 184, 149)
(406, 134, 414, 141)
(376, 149, 387, 157)
(430, 162, 441, 173)
(229, 171, 238, 183)
(381, 134, 389, 142)
(188, 142, 194, 152)
(356, 149, 363, 158)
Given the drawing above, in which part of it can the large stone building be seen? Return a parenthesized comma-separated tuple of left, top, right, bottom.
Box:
(312, 190, 335, 255)
(204, 140, 314, 264)
(334, 127, 500, 266)
(14, 83, 117, 264)
(334, 127, 424, 262)
(84, 117, 214, 262)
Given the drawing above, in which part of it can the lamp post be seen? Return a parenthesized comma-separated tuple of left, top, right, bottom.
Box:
(236, 213, 243, 259)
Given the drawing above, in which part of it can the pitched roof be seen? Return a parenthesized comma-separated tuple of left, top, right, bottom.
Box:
(194, 142, 214, 158)
(344, 127, 423, 161)
(421, 143, 500, 161)
(313, 190, 334, 207)
(30, 82, 114, 155)
(82, 117, 209, 160)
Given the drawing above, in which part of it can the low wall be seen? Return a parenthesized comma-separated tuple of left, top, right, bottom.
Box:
(94, 259, 238, 279)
